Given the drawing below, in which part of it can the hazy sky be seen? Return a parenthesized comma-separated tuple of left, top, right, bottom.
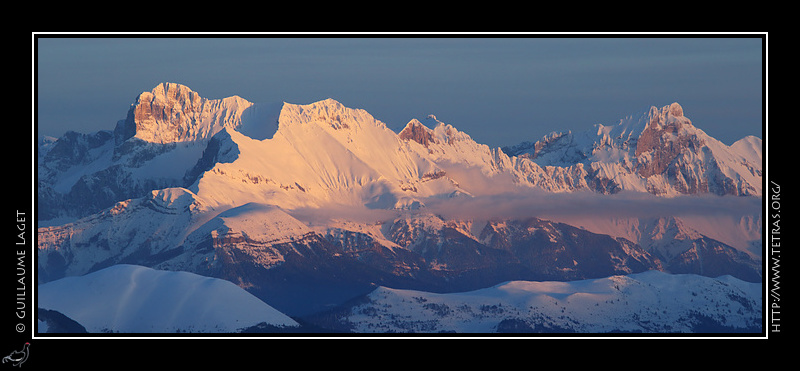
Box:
(35, 34, 764, 148)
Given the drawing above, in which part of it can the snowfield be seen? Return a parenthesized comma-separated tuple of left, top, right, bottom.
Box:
(37, 264, 299, 333)
(341, 270, 761, 334)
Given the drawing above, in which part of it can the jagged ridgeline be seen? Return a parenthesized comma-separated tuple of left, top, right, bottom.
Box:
(38, 83, 762, 321)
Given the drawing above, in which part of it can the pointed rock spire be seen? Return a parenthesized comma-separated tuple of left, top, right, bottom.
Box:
(399, 119, 435, 147)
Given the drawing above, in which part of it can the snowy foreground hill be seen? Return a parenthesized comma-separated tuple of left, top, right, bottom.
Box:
(311, 270, 761, 334)
(38, 264, 299, 333)
(36, 83, 763, 334)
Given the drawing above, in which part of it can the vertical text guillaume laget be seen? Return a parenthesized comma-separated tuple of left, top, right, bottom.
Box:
(15, 210, 27, 329)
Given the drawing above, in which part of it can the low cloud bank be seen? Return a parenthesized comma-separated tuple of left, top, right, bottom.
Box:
(288, 188, 761, 226)
(422, 189, 762, 221)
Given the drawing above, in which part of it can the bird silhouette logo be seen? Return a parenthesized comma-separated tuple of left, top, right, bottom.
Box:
(2, 343, 29, 367)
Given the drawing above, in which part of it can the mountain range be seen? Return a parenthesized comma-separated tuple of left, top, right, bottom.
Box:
(36, 82, 763, 332)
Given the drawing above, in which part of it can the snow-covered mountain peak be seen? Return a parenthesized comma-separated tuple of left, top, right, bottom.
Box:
(731, 135, 762, 164)
(642, 102, 693, 134)
(652, 102, 687, 120)
(398, 115, 476, 148)
(588, 102, 693, 146)
(183, 96, 458, 212)
(277, 98, 383, 133)
(114, 82, 254, 145)
(408, 114, 474, 147)
(502, 102, 761, 196)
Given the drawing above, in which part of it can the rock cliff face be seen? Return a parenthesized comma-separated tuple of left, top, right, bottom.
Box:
(114, 82, 252, 145)
(633, 103, 722, 195)
(504, 102, 762, 196)
(399, 119, 435, 147)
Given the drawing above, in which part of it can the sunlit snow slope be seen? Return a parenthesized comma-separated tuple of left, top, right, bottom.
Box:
(337, 270, 761, 333)
(37, 264, 299, 333)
